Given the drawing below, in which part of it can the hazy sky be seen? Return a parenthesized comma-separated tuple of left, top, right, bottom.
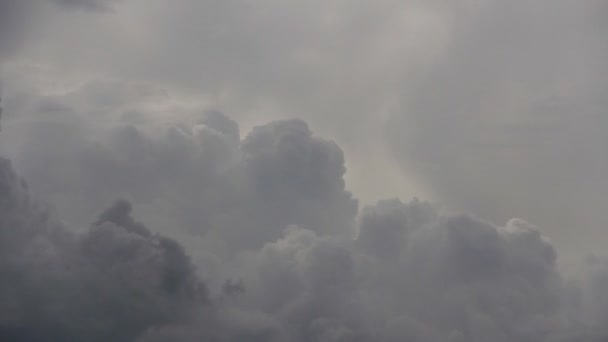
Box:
(2, 0, 606, 255)
(1, 0, 607, 341)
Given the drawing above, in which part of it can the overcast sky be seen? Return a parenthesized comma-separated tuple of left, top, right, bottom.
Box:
(1, 0, 607, 341)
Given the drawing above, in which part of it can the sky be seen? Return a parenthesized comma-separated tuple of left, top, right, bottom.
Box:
(0, 0, 607, 341)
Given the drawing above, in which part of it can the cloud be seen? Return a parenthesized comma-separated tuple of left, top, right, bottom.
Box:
(7, 0, 603, 258)
(0, 158, 209, 341)
(0, 0, 121, 64)
(210, 198, 596, 341)
(0, 1, 606, 340)
(0, 0, 32, 61)
(1, 76, 607, 339)
(353, 201, 562, 341)
(386, 0, 608, 257)
(2, 115, 608, 339)
(51, 0, 122, 12)
(1, 84, 357, 251)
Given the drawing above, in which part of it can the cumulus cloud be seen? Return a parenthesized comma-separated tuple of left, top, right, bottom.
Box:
(1, 75, 607, 339)
(2, 115, 608, 340)
(2, 0, 606, 248)
(6, 0, 602, 259)
(2, 94, 357, 251)
(354, 202, 562, 341)
(0, 0, 606, 340)
(0, 159, 208, 341)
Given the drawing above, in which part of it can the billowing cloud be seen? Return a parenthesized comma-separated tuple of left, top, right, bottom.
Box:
(1, 74, 607, 339)
(1, 87, 357, 251)
(4, 0, 602, 259)
(2, 116, 608, 339)
(0, 0, 606, 340)
(0, 159, 208, 341)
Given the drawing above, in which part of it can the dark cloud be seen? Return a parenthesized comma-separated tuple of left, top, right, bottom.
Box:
(0, 0, 31, 61)
(354, 201, 562, 341)
(51, 0, 121, 11)
(3, 101, 357, 252)
(0, 1, 606, 340)
(1, 79, 607, 338)
(94, 198, 150, 236)
(356, 198, 435, 260)
(1, 123, 608, 340)
(0, 159, 209, 341)
(216, 198, 599, 341)
(240, 119, 358, 237)
(200, 110, 240, 143)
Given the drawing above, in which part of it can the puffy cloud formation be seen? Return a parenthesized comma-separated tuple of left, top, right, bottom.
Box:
(1, 110, 607, 340)
(0, 159, 208, 341)
(3, 106, 357, 252)
(2, 0, 605, 257)
(0, 0, 606, 340)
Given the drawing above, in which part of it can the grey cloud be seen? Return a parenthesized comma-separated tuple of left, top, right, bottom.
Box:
(0, 0, 118, 64)
(0, 0, 606, 338)
(0, 0, 43, 93)
(9, 0, 444, 148)
(386, 0, 608, 256)
(232, 227, 368, 341)
(12, 0, 603, 256)
(94, 198, 151, 236)
(3, 91, 357, 251)
(356, 198, 435, 260)
(219, 198, 593, 341)
(0, 159, 210, 341)
(354, 200, 562, 341)
(3, 0, 605, 260)
(0, 0, 32, 61)
(570, 257, 608, 335)
(51, 0, 122, 11)
(241, 119, 358, 237)
(2, 115, 608, 340)
(0, 77, 606, 339)
(200, 110, 240, 144)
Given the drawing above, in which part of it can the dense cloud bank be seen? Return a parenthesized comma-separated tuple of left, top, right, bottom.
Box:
(2, 0, 606, 255)
(2, 108, 358, 252)
(0, 160, 206, 341)
(0, 110, 607, 341)
(0, 1, 606, 338)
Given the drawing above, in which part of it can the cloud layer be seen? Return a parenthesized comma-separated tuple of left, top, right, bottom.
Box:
(0, 0, 606, 340)
(386, 0, 608, 256)
(0, 159, 208, 341)
(1, 109, 607, 340)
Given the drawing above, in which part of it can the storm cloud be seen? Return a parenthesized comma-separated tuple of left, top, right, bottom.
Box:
(1, 107, 608, 340)
(0, 159, 208, 341)
(0, 0, 606, 341)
